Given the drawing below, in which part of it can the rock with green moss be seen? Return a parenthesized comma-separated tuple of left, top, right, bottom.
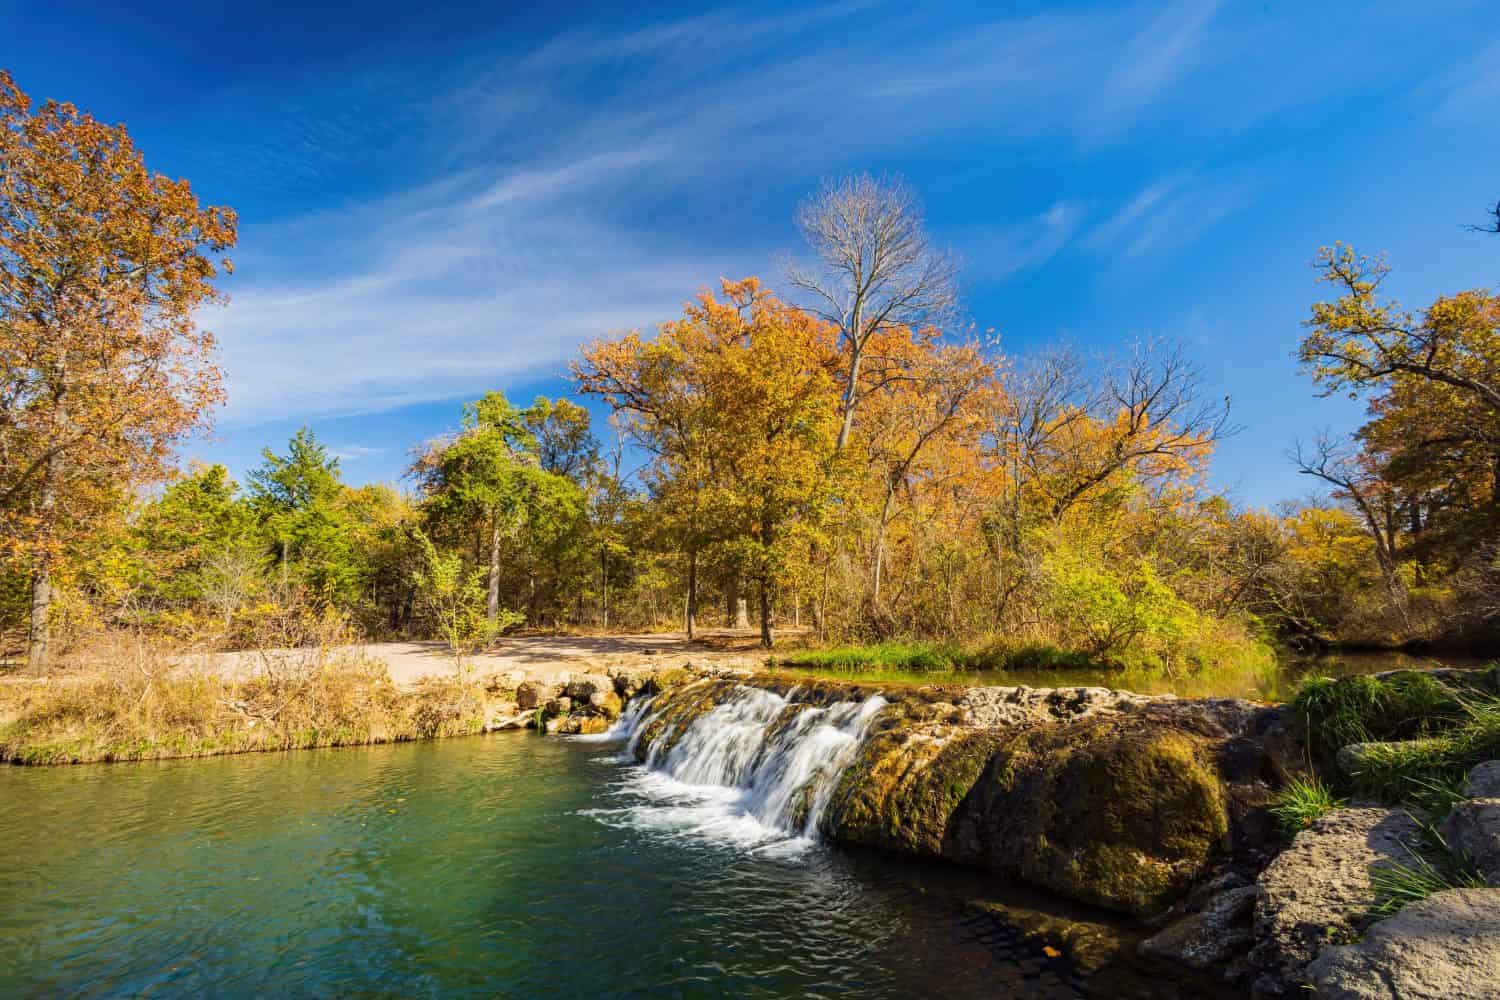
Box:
(953, 715, 1231, 916)
(823, 685, 1270, 918)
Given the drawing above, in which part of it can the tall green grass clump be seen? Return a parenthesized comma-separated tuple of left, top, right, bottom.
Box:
(1293, 669, 1500, 809)
(779, 641, 966, 673)
(1270, 775, 1345, 839)
(1292, 671, 1467, 763)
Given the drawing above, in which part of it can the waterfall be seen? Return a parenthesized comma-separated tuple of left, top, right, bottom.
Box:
(600, 684, 887, 845)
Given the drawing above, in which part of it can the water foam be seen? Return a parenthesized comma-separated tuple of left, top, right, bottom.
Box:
(581, 684, 886, 853)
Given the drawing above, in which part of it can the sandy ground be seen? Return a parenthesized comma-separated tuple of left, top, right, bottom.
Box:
(198, 631, 775, 689)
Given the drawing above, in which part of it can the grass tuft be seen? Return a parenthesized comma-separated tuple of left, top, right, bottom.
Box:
(1270, 775, 1345, 839)
(1369, 819, 1487, 918)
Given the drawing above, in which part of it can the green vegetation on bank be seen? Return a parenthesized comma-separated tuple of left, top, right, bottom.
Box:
(1292, 668, 1500, 810)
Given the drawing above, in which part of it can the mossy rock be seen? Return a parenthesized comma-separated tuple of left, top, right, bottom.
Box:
(825, 727, 1000, 855)
(953, 715, 1229, 917)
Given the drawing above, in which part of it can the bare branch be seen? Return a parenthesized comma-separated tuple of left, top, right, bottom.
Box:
(785, 172, 960, 450)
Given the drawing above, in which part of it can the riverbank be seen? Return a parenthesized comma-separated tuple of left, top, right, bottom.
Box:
(613, 664, 1500, 996)
(7, 644, 1499, 995)
(0, 635, 762, 765)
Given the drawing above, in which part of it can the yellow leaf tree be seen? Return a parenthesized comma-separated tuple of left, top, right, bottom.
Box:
(0, 71, 236, 668)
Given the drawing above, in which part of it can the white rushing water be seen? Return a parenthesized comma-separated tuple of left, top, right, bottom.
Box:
(581, 685, 887, 854)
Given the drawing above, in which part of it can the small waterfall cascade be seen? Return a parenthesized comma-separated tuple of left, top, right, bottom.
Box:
(610, 683, 887, 840)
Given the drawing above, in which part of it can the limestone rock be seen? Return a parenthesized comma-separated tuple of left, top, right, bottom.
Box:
(1248, 806, 1424, 995)
(1441, 798, 1500, 886)
(545, 696, 573, 716)
(1305, 889, 1500, 999)
(485, 707, 529, 732)
(587, 689, 623, 719)
(1138, 884, 1257, 972)
(565, 673, 614, 702)
(515, 680, 560, 710)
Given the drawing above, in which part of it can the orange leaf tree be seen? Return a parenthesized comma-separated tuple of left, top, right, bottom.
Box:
(0, 71, 236, 668)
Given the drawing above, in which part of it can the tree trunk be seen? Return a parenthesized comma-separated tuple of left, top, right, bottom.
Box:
(26, 557, 52, 672)
(685, 550, 698, 639)
(835, 303, 864, 451)
(600, 546, 609, 630)
(873, 487, 895, 604)
(759, 519, 774, 648)
(727, 577, 751, 630)
(487, 514, 502, 622)
(759, 578, 772, 648)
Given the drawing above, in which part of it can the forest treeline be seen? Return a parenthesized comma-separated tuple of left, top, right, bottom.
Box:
(3, 70, 1497, 671)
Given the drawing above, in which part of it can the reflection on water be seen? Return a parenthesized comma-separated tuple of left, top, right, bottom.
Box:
(0, 732, 1221, 998)
(770, 648, 1488, 701)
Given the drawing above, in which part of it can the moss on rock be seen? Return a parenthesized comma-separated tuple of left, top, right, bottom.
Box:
(968, 718, 1228, 917)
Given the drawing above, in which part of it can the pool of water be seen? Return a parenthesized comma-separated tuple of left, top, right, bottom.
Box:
(0, 731, 1216, 998)
(768, 649, 1489, 701)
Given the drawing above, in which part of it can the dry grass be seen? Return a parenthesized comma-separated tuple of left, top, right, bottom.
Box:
(0, 632, 497, 765)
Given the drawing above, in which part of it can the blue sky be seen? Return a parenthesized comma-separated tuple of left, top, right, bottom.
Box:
(6, 0, 1498, 505)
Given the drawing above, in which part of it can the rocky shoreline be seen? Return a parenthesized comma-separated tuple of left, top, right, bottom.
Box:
(489, 662, 1500, 998)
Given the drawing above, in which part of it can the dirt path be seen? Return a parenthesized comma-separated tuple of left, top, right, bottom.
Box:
(202, 631, 772, 689)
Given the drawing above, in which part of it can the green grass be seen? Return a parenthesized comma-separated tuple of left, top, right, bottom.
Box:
(1342, 705, 1500, 811)
(777, 641, 970, 673)
(1292, 671, 1468, 763)
(1292, 669, 1500, 810)
(775, 639, 1114, 675)
(1270, 775, 1345, 839)
(1369, 819, 1487, 918)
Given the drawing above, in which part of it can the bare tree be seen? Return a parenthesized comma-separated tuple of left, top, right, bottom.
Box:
(1466, 197, 1500, 235)
(786, 172, 959, 451)
(1292, 432, 1408, 619)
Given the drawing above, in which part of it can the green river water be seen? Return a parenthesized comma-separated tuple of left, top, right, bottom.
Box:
(0, 729, 1218, 999)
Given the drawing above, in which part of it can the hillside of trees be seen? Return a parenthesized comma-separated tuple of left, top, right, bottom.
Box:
(3, 70, 1497, 674)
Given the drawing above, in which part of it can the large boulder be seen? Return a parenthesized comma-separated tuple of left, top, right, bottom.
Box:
(824, 689, 1268, 918)
(1305, 889, 1500, 999)
(586, 689, 623, 720)
(515, 680, 561, 710)
(1441, 802, 1500, 886)
(1438, 761, 1500, 887)
(1248, 806, 1425, 995)
(1464, 760, 1500, 798)
(564, 673, 615, 703)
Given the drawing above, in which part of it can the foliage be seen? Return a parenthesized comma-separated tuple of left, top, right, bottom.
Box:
(0, 70, 236, 667)
(411, 530, 519, 671)
(1269, 775, 1345, 839)
(1292, 671, 1468, 763)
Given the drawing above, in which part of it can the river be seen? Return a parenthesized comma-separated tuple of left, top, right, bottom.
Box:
(0, 726, 1217, 999)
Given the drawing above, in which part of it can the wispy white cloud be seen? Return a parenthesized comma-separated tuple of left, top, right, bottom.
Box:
(959, 200, 1091, 282)
(330, 444, 386, 462)
(208, 0, 1287, 427)
(1084, 171, 1255, 261)
(1427, 38, 1500, 119)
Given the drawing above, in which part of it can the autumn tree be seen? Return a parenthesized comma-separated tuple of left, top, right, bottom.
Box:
(786, 173, 958, 451)
(0, 71, 236, 668)
(576, 313, 718, 637)
(579, 279, 840, 646)
(855, 334, 989, 606)
(1299, 245, 1500, 504)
